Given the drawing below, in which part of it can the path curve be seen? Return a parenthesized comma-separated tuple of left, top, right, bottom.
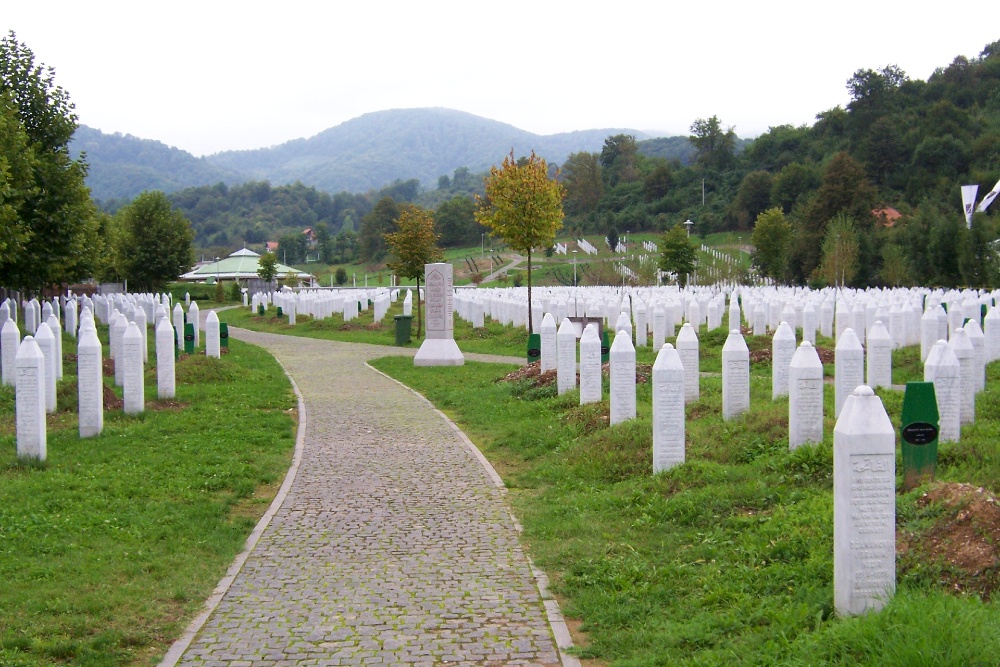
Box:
(163, 328, 570, 667)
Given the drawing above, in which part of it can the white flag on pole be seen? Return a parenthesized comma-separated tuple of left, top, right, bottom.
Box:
(978, 178, 1000, 213)
(962, 184, 979, 227)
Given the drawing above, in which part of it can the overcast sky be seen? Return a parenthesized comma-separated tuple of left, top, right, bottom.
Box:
(5, 2, 998, 157)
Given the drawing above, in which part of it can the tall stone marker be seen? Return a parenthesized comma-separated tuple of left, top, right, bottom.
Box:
(610, 330, 636, 425)
(722, 329, 750, 420)
(834, 385, 895, 617)
(924, 340, 960, 443)
(2, 317, 21, 387)
(205, 311, 221, 359)
(156, 318, 176, 399)
(676, 323, 700, 404)
(34, 322, 57, 414)
(78, 325, 104, 438)
(414, 263, 464, 366)
(556, 317, 576, 395)
(123, 322, 145, 415)
(772, 321, 796, 399)
(15, 336, 46, 461)
(652, 343, 685, 473)
(579, 323, 602, 405)
(540, 312, 557, 373)
(789, 341, 824, 449)
(835, 328, 865, 418)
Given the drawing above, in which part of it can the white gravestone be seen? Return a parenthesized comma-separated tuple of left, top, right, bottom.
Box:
(677, 323, 700, 404)
(652, 303, 666, 350)
(579, 323, 602, 405)
(556, 317, 577, 396)
(205, 311, 221, 359)
(772, 321, 796, 400)
(722, 329, 750, 420)
(789, 341, 824, 449)
(15, 336, 47, 461)
(540, 313, 557, 373)
(402, 290, 413, 317)
(634, 300, 647, 347)
(865, 321, 892, 390)
(133, 307, 148, 364)
(45, 313, 63, 380)
(985, 305, 1000, 363)
(112, 312, 128, 387)
(414, 263, 464, 366)
(653, 343, 686, 472)
(173, 304, 185, 351)
(156, 318, 176, 399)
(835, 328, 865, 418)
(965, 318, 986, 392)
(65, 298, 77, 339)
(1, 317, 20, 386)
(834, 385, 895, 617)
(802, 302, 817, 346)
(77, 325, 104, 438)
(920, 307, 939, 362)
(924, 339, 960, 443)
(610, 330, 636, 425)
(949, 327, 975, 425)
(123, 322, 145, 415)
(34, 322, 57, 413)
(189, 302, 200, 349)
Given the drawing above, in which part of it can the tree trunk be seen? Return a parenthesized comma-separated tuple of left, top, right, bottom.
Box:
(415, 277, 422, 337)
(527, 247, 533, 334)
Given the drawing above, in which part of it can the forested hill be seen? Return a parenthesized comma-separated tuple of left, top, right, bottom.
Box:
(73, 108, 664, 202)
(202, 108, 652, 193)
(69, 126, 245, 205)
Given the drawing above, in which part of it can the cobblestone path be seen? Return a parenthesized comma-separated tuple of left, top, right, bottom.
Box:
(170, 330, 562, 667)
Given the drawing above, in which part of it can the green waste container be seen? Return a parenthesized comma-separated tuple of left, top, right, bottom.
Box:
(394, 315, 413, 345)
(184, 322, 195, 355)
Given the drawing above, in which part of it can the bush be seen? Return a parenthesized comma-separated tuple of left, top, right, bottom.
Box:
(228, 281, 242, 301)
(335, 267, 348, 285)
(214, 280, 225, 303)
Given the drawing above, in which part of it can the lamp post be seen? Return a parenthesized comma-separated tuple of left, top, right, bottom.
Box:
(684, 219, 694, 237)
(481, 233, 485, 259)
(215, 257, 220, 287)
(572, 249, 578, 286)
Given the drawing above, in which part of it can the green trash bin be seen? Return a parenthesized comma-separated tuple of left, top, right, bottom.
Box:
(394, 315, 413, 345)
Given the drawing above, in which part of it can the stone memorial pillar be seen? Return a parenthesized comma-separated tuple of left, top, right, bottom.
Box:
(189, 302, 200, 348)
(579, 323, 602, 404)
(924, 340, 960, 443)
(949, 327, 975, 425)
(172, 304, 185, 351)
(65, 298, 77, 339)
(652, 343, 685, 472)
(156, 319, 176, 399)
(772, 321, 796, 399)
(133, 307, 148, 364)
(288, 295, 297, 326)
(610, 330, 636, 425)
(77, 325, 104, 438)
(540, 313, 557, 373)
(34, 322, 57, 413)
(414, 263, 464, 366)
(722, 329, 750, 420)
(15, 336, 46, 461)
(1, 317, 20, 386)
(920, 307, 939, 362)
(789, 341, 824, 449)
(403, 290, 413, 317)
(652, 303, 666, 350)
(835, 328, 865, 418)
(45, 315, 62, 380)
(634, 300, 647, 347)
(676, 323, 700, 404)
(802, 302, 817, 346)
(834, 385, 895, 617)
(866, 321, 892, 389)
(985, 305, 1000, 363)
(965, 319, 986, 392)
(556, 318, 576, 395)
(205, 311, 221, 359)
(123, 322, 144, 415)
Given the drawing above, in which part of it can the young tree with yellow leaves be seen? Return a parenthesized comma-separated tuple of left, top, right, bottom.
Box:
(384, 207, 443, 336)
(475, 150, 565, 333)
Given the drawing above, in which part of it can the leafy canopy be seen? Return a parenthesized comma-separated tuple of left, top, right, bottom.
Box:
(116, 191, 194, 291)
(383, 207, 443, 282)
(475, 150, 565, 256)
(659, 224, 698, 287)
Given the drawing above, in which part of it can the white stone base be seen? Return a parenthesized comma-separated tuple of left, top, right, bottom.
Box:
(414, 338, 465, 366)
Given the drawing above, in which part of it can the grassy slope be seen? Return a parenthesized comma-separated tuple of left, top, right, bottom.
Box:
(0, 334, 296, 667)
(371, 334, 1000, 666)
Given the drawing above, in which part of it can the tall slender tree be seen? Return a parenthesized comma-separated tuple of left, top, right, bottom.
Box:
(384, 207, 443, 336)
(476, 150, 565, 333)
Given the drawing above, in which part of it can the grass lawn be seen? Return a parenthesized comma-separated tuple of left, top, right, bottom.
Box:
(370, 333, 1000, 666)
(0, 332, 296, 667)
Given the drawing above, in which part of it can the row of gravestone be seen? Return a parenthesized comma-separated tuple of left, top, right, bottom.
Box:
(248, 287, 414, 324)
(534, 309, 991, 618)
(7, 293, 227, 462)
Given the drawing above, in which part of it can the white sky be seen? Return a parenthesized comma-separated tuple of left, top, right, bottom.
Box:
(5, 2, 999, 157)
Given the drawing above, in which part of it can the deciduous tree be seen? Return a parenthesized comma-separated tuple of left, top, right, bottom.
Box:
(116, 191, 193, 291)
(689, 116, 737, 172)
(659, 224, 698, 287)
(383, 207, 443, 336)
(476, 150, 565, 333)
(0, 31, 99, 290)
(257, 251, 278, 287)
(750, 208, 791, 281)
(818, 214, 860, 287)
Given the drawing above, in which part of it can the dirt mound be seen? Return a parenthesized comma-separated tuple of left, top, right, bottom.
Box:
(899, 482, 1000, 599)
(498, 361, 651, 389)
